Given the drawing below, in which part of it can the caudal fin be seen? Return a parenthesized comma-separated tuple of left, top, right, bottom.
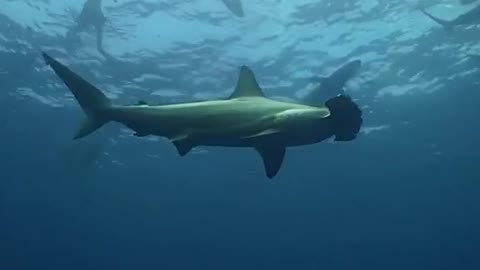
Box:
(421, 9, 454, 31)
(325, 95, 363, 142)
(42, 52, 111, 139)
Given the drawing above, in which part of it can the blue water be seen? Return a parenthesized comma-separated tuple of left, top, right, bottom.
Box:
(1, 1, 480, 269)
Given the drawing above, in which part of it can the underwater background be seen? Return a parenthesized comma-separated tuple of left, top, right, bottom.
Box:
(1, 0, 479, 269)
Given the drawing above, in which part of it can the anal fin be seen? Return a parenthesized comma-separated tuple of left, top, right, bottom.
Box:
(171, 134, 194, 156)
(255, 145, 286, 179)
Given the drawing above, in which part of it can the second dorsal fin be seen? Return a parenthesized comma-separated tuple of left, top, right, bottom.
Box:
(228, 66, 265, 99)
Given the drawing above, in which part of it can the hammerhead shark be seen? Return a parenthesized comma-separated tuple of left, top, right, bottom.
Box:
(42, 52, 362, 178)
(421, 4, 480, 30)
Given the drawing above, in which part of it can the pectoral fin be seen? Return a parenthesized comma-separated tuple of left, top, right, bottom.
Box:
(255, 145, 286, 179)
(242, 128, 281, 139)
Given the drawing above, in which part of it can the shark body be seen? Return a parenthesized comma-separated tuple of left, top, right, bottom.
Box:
(43, 53, 362, 178)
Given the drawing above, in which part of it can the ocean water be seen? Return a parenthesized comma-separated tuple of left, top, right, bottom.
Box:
(1, 0, 479, 269)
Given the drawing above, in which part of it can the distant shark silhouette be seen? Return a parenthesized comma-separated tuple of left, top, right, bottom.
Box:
(221, 0, 244, 17)
(66, 0, 117, 58)
(421, 4, 480, 30)
(42, 52, 362, 179)
(300, 60, 362, 106)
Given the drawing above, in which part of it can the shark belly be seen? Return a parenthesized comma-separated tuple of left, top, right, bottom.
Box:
(199, 117, 333, 148)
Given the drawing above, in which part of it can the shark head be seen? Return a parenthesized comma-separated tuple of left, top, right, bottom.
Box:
(325, 95, 362, 141)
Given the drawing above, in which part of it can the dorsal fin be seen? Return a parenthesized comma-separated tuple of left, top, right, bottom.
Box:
(228, 66, 265, 99)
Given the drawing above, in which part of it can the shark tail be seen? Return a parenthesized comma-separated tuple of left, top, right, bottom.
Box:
(42, 52, 112, 139)
(325, 95, 363, 142)
(421, 9, 454, 31)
